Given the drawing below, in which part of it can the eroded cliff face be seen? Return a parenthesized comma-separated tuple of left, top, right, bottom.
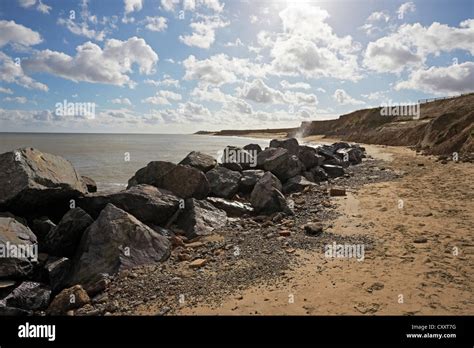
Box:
(295, 93, 474, 160)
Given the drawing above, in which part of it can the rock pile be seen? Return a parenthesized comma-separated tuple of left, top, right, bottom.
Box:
(0, 138, 365, 315)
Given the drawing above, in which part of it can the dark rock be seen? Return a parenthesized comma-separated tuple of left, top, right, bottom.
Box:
(78, 184, 180, 227)
(44, 257, 71, 293)
(46, 285, 90, 315)
(329, 187, 346, 196)
(336, 147, 363, 165)
(321, 164, 345, 178)
(0, 304, 32, 316)
(243, 143, 262, 154)
(43, 208, 93, 257)
(257, 148, 303, 181)
(177, 198, 227, 239)
(250, 172, 291, 214)
(81, 176, 97, 193)
(222, 162, 243, 172)
(5, 281, 51, 310)
(302, 171, 315, 182)
(0, 216, 38, 279)
(127, 161, 210, 199)
(303, 223, 324, 236)
(332, 142, 351, 151)
(317, 145, 343, 165)
(70, 204, 171, 285)
(298, 145, 324, 169)
(0, 280, 16, 298)
(206, 167, 242, 199)
(239, 169, 265, 193)
(207, 197, 254, 217)
(269, 138, 300, 156)
(179, 151, 217, 172)
(283, 175, 317, 194)
(221, 146, 256, 170)
(310, 166, 329, 182)
(30, 217, 56, 243)
(82, 273, 110, 297)
(0, 148, 87, 217)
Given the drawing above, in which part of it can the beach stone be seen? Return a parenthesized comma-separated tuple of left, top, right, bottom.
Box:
(243, 143, 262, 154)
(177, 198, 227, 239)
(70, 204, 171, 285)
(189, 258, 207, 269)
(303, 223, 324, 236)
(207, 197, 254, 217)
(46, 285, 90, 315)
(269, 138, 300, 156)
(43, 208, 93, 257)
(250, 172, 291, 214)
(78, 184, 180, 227)
(329, 188, 346, 196)
(0, 216, 38, 278)
(30, 217, 56, 243)
(4, 281, 51, 310)
(127, 161, 210, 199)
(179, 151, 217, 172)
(44, 256, 71, 293)
(298, 145, 324, 169)
(283, 175, 317, 194)
(0, 148, 87, 217)
(239, 169, 265, 193)
(81, 176, 97, 193)
(322, 164, 345, 178)
(206, 167, 242, 199)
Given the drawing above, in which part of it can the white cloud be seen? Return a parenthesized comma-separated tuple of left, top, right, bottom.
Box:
(0, 20, 42, 47)
(179, 16, 229, 49)
(111, 97, 132, 105)
(333, 89, 365, 105)
(18, 0, 51, 14)
(183, 54, 266, 86)
(124, 0, 143, 14)
(144, 76, 180, 88)
(161, 0, 180, 12)
(149, 101, 212, 123)
(142, 90, 182, 105)
(3, 96, 28, 104)
(0, 52, 48, 91)
(0, 87, 14, 94)
(317, 87, 326, 93)
(57, 0, 107, 41)
(250, 15, 258, 24)
(397, 2, 416, 20)
(161, 0, 223, 13)
(22, 37, 158, 87)
(360, 11, 391, 35)
(395, 62, 474, 95)
(280, 80, 311, 90)
(364, 20, 474, 73)
(144, 16, 168, 32)
(267, 4, 362, 81)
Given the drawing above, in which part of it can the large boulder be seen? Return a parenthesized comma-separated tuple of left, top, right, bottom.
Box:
(0, 216, 38, 279)
(257, 148, 303, 181)
(78, 184, 180, 227)
(127, 161, 210, 199)
(239, 169, 265, 193)
(283, 175, 317, 194)
(43, 208, 93, 257)
(4, 281, 51, 311)
(177, 199, 227, 239)
(220, 146, 257, 170)
(269, 138, 300, 156)
(250, 172, 291, 214)
(316, 145, 343, 165)
(206, 167, 242, 199)
(0, 148, 87, 217)
(207, 197, 254, 217)
(44, 256, 71, 293)
(81, 176, 97, 193)
(69, 204, 171, 285)
(309, 166, 329, 182)
(298, 145, 324, 169)
(336, 147, 363, 165)
(179, 151, 217, 172)
(322, 164, 345, 178)
(243, 143, 262, 154)
(30, 217, 55, 243)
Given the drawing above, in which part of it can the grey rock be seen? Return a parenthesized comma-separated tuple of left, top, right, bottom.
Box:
(44, 257, 71, 293)
(269, 138, 300, 156)
(250, 172, 291, 214)
(283, 175, 317, 194)
(298, 145, 324, 169)
(239, 169, 265, 193)
(5, 281, 51, 310)
(81, 176, 97, 193)
(207, 197, 254, 217)
(257, 148, 303, 181)
(30, 217, 56, 243)
(310, 166, 329, 182)
(321, 164, 345, 178)
(206, 167, 242, 199)
(177, 198, 227, 239)
(179, 151, 217, 172)
(243, 143, 262, 154)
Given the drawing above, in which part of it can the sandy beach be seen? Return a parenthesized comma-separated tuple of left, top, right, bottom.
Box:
(175, 136, 474, 315)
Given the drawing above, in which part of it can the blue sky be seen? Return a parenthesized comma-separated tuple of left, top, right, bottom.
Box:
(0, 0, 473, 133)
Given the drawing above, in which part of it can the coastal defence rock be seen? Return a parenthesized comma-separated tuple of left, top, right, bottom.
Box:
(70, 204, 171, 286)
(336, 147, 363, 165)
(282, 175, 317, 194)
(206, 167, 242, 199)
(243, 143, 262, 154)
(177, 198, 227, 239)
(269, 138, 300, 156)
(321, 164, 345, 178)
(81, 176, 97, 193)
(127, 161, 210, 199)
(239, 169, 265, 193)
(207, 197, 254, 217)
(298, 145, 324, 169)
(78, 184, 180, 227)
(4, 281, 51, 311)
(179, 151, 217, 172)
(221, 146, 256, 170)
(309, 166, 329, 182)
(0, 148, 87, 216)
(0, 216, 38, 279)
(257, 148, 303, 181)
(42, 208, 93, 257)
(250, 172, 291, 214)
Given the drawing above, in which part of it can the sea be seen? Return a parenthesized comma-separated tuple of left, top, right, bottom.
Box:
(0, 133, 270, 192)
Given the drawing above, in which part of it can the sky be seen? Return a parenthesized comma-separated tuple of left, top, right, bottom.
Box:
(0, 0, 473, 133)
